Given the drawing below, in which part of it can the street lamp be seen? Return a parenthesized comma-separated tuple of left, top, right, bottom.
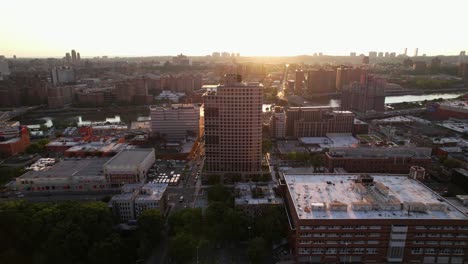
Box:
(248, 226, 252, 239)
(196, 243, 200, 264)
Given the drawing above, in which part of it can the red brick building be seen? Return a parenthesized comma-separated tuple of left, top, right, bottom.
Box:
(0, 126, 30, 157)
(281, 173, 468, 263)
(325, 147, 432, 174)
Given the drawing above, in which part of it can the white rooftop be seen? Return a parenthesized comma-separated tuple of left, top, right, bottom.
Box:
(373, 116, 413, 124)
(284, 173, 467, 220)
(135, 183, 168, 201)
(299, 133, 358, 149)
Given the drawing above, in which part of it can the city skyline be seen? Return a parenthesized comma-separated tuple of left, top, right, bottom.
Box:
(1, 0, 468, 58)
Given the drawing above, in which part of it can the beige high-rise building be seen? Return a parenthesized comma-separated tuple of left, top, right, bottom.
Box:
(150, 104, 200, 142)
(202, 74, 262, 174)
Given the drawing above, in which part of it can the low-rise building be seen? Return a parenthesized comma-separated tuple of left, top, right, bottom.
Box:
(281, 173, 468, 263)
(16, 158, 109, 192)
(0, 126, 30, 157)
(104, 148, 155, 186)
(109, 183, 168, 222)
(325, 147, 432, 174)
(234, 182, 283, 217)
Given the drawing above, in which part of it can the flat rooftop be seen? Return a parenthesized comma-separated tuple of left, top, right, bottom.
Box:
(373, 116, 414, 124)
(299, 134, 358, 149)
(105, 148, 154, 167)
(19, 158, 109, 179)
(135, 183, 168, 201)
(284, 173, 468, 220)
(234, 182, 283, 206)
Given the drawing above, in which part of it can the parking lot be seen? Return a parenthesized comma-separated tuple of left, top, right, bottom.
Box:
(147, 159, 188, 187)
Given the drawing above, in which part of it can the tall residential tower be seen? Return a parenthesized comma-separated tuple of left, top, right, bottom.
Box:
(202, 74, 262, 175)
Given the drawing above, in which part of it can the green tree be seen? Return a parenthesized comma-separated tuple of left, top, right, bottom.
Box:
(207, 184, 233, 206)
(137, 209, 164, 256)
(247, 237, 268, 264)
(169, 232, 197, 264)
(442, 158, 461, 169)
(0, 201, 133, 264)
(169, 208, 203, 236)
(207, 174, 220, 185)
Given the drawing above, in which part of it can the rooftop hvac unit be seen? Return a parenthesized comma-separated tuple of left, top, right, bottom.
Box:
(426, 203, 446, 211)
(311, 202, 326, 211)
(329, 201, 348, 211)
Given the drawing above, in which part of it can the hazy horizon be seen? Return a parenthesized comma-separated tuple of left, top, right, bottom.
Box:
(1, 0, 467, 58)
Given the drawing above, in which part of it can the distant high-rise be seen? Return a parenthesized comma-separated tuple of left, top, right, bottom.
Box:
(389, 52, 396, 58)
(77, 52, 81, 63)
(306, 69, 335, 95)
(0, 57, 10, 75)
(51, 66, 75, 86)
(341, 74, 385, 113)
(294, 69, 305, 93)
(285, 106, 355, 138)
(413, 61, 427, 74)
(378, 52, 384, 58)
(65, 53, 71, 64)
(350, 52, 356, 57)
(459, 51, 466, 64)
(404, 48, 408, 56)
(431, 57, 442, 73)
(203, 74, 262, 175)
(369, 51, 377, 58)
(460, 63, 468, 85)
(71, 50, 77, 64)
(403, 58, 414, 68)
(414, 48, 419, 57)
(336, 66, 363, 91)
(362, 56, 369, 64)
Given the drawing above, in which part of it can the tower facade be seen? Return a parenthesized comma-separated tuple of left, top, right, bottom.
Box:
(203, 74, 262, 174)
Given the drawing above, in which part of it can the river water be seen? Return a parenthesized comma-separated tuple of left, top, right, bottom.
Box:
(298, 92, 465, 109)
(21, 92, 465, 127)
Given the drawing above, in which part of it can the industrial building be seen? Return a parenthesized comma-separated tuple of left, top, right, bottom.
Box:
(104, 148, 155, 186)
(280, 172, 468, 263)
(16, 158, 110, 192)
(325, 147, 432, 174)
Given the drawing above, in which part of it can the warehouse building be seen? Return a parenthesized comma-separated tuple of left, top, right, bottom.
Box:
(104, 148, 155, 186)
(16, 158, 109, 192)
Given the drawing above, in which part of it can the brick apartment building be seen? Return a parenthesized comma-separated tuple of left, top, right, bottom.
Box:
(285, 106, 355, 138)
(280, 173, 468, 263)
(341, 75, 385, 113)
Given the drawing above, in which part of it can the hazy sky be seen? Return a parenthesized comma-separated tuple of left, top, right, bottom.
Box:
(1, 0, 467, 58)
